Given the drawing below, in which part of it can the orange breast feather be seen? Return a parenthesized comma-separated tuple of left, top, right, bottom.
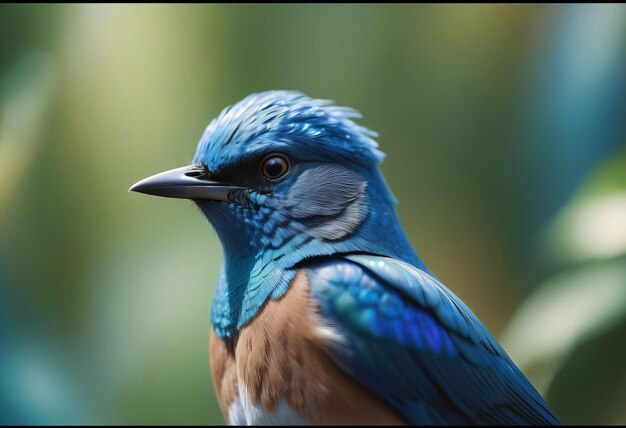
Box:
(209, 270, 405, 425)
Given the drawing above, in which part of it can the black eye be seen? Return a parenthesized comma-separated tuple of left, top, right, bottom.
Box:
(261, 155, 290, 179)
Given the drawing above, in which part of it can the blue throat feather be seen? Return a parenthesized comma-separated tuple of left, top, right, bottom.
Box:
(192, 91, 427, 338)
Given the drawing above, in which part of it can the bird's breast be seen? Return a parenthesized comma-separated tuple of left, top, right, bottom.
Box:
(209, 270, 405, 425)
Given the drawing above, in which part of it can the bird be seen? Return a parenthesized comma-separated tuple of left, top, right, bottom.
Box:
(130, 90, 561, 425)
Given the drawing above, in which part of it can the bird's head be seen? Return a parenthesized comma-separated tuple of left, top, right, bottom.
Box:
(131, 90, 422, 334)
(131, 91, 402, 254)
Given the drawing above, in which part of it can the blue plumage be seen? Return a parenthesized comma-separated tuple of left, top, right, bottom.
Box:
(132, 90, 561, 425)
(194, 91, 385, 172)
(308, 255, 560, 424)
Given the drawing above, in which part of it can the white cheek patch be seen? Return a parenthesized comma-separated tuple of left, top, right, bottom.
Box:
(228, 384, 311, 425)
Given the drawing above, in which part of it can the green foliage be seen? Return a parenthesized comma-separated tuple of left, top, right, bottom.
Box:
(502, 148, 626, 424)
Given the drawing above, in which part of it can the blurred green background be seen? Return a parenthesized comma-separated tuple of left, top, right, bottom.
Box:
(1, 4, 625, 425)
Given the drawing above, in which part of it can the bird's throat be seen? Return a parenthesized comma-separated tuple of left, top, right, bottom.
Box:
(202, 190, 426, 339)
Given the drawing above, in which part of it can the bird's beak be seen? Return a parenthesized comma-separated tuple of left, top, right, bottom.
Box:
(129, 165, 239, 201)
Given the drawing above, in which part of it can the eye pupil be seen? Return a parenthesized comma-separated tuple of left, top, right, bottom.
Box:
(262, 156, 289, 179)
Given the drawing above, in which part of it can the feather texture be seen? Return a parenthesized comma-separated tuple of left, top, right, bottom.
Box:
(306, 255, 561, 425)
(164, 90, 564, 425)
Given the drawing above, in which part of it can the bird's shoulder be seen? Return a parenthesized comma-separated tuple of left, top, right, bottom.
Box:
(209, 270, 405, 425)
(306, 253, 507, 357)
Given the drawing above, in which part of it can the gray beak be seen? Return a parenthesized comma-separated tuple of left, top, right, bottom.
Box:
(129, 165, 239, 201)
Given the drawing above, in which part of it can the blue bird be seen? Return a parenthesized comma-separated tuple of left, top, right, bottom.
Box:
(130, 91, 561, 425)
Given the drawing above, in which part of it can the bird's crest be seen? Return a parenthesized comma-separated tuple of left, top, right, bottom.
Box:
(193, 90, 385, 170)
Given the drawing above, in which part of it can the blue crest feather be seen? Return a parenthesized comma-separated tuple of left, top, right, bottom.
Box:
(194, 90, 386, 172)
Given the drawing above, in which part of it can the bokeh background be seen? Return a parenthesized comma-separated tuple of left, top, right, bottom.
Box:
(1, 4, 625, 425)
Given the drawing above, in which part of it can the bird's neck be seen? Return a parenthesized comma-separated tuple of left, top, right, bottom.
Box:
(205, 179, 426, 338)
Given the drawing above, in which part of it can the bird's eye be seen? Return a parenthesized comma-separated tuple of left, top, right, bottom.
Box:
(261, 155, 290, 180)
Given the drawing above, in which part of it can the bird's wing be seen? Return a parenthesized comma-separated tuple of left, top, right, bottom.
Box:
(305, 254, 561, 425)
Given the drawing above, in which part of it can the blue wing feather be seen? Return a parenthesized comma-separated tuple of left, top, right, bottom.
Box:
(306, 255, 560, 425)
